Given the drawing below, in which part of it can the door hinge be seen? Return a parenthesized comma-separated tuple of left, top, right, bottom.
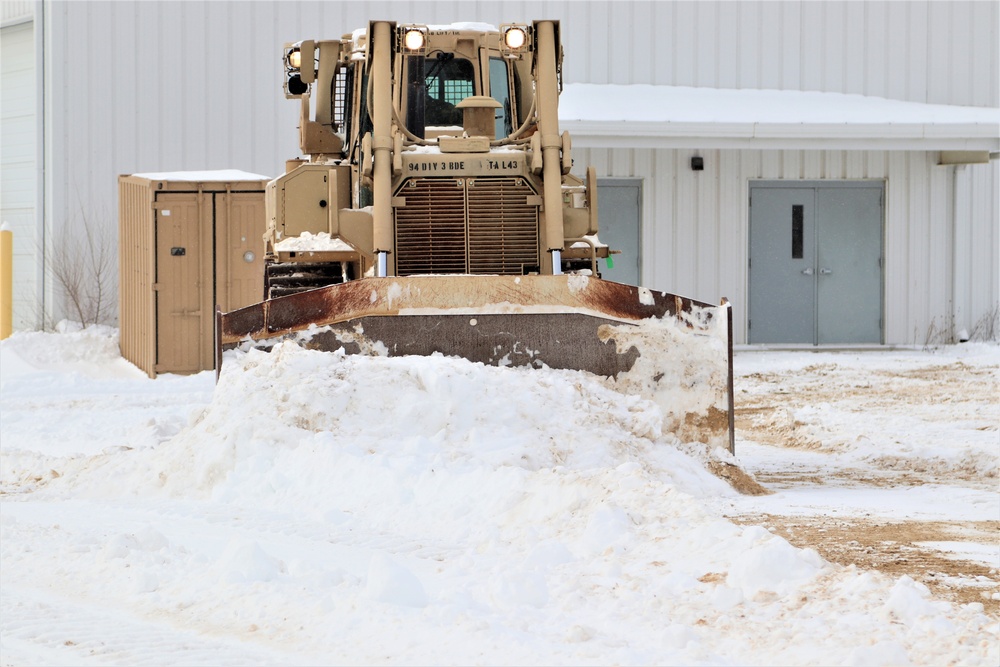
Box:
(748, 319, 751, 330)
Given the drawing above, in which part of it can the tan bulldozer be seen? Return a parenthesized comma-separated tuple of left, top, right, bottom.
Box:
(216, 21, 735, 452)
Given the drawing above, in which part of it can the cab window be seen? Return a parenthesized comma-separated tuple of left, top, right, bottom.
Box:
(425, 55, 474, 126)
(489, 57, 513, 138)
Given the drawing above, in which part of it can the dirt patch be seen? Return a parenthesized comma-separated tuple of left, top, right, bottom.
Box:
(730, 514, 1000, 618)
(706, 460, 772, 496)
(735, 358, 999, 482)
(730, 353, 1000, 617)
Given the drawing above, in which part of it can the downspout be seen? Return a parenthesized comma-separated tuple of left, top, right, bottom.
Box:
(951, 163, 969, 342)
(36, 0, 47, 328)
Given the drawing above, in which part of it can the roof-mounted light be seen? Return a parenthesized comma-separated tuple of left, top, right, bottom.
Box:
(283, 42, 313, 97)
(398, 25, 428, 55)
(500, 24, 531, 57)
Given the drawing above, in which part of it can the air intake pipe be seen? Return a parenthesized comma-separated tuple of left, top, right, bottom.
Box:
(532, 20, 565, 275)
(369, 20, 395, 276)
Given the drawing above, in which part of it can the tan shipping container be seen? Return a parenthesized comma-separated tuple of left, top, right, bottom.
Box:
(118, 172, 269, 377)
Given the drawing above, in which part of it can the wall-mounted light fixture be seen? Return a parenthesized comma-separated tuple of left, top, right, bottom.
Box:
(691, 156, 704, 171)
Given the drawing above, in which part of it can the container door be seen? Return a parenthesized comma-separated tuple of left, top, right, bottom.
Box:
(216, 192, 266, 311)
(155, 194, 203, 373)
(748, 187, 817, 344)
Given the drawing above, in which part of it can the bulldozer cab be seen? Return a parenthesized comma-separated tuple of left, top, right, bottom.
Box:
(393, 27, 531, 140)
(286, 25, 545, 164)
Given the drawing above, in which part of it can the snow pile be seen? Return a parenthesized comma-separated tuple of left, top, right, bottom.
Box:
(1, 330, 998, 665)
(274, 231, 357, 252)
(560, 83, 1000, 125)
(129, 169, 270, 182)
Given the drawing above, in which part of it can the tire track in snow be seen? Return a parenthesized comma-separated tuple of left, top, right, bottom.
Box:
(0, 585, 312, 666)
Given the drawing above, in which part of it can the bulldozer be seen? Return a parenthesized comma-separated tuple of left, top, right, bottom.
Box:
(215, 20, 735, 452)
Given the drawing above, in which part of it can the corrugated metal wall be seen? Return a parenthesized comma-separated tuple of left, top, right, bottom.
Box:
(0, 19, 39, 329)
(31, 0, 1000, 341)
(578, 147, 999, 344)
(46, 1, 999, 219)
(559, 0, 998, 106)
(0, 1, 33, 25)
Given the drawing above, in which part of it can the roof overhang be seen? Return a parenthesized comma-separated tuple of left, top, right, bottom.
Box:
(559, 85, 1000, 152)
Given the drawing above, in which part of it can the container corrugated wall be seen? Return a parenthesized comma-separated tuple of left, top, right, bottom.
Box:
(579, 147, 999, 345)
(118, 176, 156, 376)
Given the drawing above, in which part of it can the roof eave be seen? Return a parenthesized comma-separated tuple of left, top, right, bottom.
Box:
(560, 120, 1000, 151)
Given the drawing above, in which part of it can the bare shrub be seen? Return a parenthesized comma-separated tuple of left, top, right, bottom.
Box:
(48, 208, 117, 328)
(966, 304, 999, 342)
(921, 313, 956, 349)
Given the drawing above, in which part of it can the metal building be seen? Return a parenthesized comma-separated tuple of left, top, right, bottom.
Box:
(2, 0, 998, 344)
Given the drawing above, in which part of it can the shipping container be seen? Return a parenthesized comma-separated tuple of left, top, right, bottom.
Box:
(118, 172, 268, 376)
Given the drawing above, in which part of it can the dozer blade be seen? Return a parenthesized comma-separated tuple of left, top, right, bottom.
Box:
(216, 275, 734, 451)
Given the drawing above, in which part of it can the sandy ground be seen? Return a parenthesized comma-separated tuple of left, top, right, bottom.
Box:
(724, 349, 999, 618)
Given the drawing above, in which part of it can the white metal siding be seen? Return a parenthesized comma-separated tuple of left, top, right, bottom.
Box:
(1, 1, 32, 26)
(557, 0, 998, 106)
(28, 0, 1000, 335)
(578, 147, 999, 345)
(1, 20, 40, 330)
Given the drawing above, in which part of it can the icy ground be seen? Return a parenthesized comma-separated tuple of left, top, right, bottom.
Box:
(1, 325, 997, 666)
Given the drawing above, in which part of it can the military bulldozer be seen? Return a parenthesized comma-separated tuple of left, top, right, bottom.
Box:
(216, 21, 735, 451)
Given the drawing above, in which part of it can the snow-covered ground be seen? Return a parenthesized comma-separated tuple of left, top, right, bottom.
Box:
(1, 325, 997, 666)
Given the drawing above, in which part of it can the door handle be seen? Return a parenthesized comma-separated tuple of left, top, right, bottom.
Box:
(819, 268, 833, 275)
(801, 268, 814, 276)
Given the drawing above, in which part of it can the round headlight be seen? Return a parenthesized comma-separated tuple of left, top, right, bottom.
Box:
(403, 29, 425, 51)
(288, 48, 302, 69)
(504, 27, 526, 49)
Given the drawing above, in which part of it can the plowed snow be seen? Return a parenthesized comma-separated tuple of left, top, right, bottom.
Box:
(1, 327, 997, 665)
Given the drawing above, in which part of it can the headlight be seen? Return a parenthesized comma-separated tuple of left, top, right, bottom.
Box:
(500, 24, 531, 57)
(398, 25, 428, 54)
(504, 27, 526, 49)
(404, 29, 424, 51)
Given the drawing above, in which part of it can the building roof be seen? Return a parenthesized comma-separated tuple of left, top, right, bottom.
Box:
(559, 85, 1000, 151)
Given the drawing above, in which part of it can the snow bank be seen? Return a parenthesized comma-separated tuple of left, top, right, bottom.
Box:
(2, 330, 997, 665)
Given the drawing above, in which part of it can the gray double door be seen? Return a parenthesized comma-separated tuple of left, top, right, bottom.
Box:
(749, 182, 883, 345)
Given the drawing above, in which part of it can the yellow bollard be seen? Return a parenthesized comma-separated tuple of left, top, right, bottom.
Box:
(0, 224, 12, 340)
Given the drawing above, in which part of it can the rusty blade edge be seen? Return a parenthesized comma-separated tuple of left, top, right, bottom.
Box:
(220, 275, 722, 344)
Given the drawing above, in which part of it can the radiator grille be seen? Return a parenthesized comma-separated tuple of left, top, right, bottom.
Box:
(395, 178, 467, 275)
(394, 177, 539, 276)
